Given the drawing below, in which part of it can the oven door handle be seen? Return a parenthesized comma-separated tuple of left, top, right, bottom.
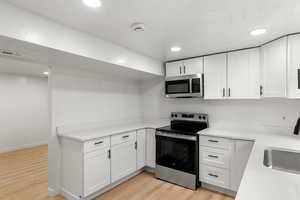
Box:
(156, 131, 197, 141)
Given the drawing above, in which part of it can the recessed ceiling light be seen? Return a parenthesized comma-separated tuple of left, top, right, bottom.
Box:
(250, 28, 266, 36)
(131, 23, 145, 32)
(82, 0, 102, 8)
(43, 71, 49, 76)
(170, 46, 181, 52)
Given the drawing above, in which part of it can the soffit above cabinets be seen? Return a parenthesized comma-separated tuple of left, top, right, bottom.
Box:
(5, 0, 300, 61)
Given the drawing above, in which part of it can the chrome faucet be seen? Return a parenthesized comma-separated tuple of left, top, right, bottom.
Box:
(294, 117, 300, 135)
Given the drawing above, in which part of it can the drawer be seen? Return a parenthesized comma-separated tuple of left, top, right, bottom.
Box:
(200, 146, 230, 169)
(200, 135, 232, 150)
(111, 131, 136, 146)
(200, 164, 229, 189)
(84, 136, 110, 153)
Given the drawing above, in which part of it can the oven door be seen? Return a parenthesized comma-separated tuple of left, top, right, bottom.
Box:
(156, 132, 198, 175)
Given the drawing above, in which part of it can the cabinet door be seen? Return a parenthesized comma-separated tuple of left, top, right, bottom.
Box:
(183, 57, 203, 75)
(165, 61, 183, 77)
(287, 34, 300, 98)
(227, 48, 260, 99)
(146, 129, 156, 168)
(230, 140, 254, 191)
(204, 54, 227, 99)
(111, 142, 136, 183)
(137, 129, 146, 170)
(261, 37, 287, 97)
(84, 148, 110, 196)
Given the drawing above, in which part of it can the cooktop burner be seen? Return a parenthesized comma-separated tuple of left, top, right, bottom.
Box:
(156, 112, 208, 135)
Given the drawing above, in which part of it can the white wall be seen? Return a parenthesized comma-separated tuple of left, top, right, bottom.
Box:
(0, 73, 48, 152)
(49, 69, 143, 194)
(141, 77, 300, 134)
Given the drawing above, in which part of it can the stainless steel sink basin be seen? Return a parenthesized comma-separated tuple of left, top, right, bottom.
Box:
(264, 148, 300, 175)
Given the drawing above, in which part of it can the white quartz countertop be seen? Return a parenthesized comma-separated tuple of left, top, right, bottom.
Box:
(57, 120, 169, 142)
(198, 128, 300, 200)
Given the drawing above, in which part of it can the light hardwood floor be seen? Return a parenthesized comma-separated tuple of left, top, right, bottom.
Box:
(0, 145, 234, 200)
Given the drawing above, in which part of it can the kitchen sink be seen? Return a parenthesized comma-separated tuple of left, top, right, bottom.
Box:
(264, 148, 300, 175)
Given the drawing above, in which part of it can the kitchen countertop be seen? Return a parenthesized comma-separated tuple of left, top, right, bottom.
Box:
(198, 128, 300, 200)
(57, 120, 169, 142)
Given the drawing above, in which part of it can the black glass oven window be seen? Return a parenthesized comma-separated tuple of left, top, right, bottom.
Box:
(165, 79, 190, 94)
(191, 78, 201, 93)
(156, 135, 196, 174)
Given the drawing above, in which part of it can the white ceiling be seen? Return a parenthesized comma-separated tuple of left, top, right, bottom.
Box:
(0, 35, 159, 81)
(5, 0, 300, 61)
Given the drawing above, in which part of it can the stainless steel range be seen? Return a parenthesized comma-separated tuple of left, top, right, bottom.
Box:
(155, 112, 209, 190)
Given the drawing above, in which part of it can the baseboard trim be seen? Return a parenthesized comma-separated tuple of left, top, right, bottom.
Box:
(144, 166, 155, 174)
(86, 170, 143, 200)
(201, 182, 236, 197)
(60, 169, 144, 200)
(48, 187, 60, 197)
(61, 188, 80, 200)
(0, 140, 48, 153)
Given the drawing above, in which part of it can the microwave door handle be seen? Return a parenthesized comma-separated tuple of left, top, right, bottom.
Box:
(190, 78, 192, 94)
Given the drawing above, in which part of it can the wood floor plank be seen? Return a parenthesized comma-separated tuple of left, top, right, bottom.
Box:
(0, 145, 234, 200)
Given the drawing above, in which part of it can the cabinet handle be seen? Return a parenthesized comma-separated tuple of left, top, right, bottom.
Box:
(228, 88, 231, 97)
(260, 85, 263, 96)
(208, 155, 218, 158)
(135, 142, 137, 150)
(122, 135, 129, 139)
(108, 150, 111, 159)
(94, 141, 103, 145)
(208, 139, 219, 143)
(297, 69, 300, 89)
(222, 88, 225, 97)
(208, 173, 219, 178)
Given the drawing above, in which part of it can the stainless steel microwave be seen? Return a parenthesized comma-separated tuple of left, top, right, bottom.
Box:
(165, 74, 204, 98)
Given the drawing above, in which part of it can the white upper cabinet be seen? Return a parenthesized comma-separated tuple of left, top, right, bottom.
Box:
(166, 61, 183, 77)
(227, 48, 260, 99)
(204, 53, 227, 99)
(183, 57, 204, 75)
(261, 37, 287, 97)
(287, 34, 300, 98)
(165, 57, 203, 77)
(136, 129, 146, 170)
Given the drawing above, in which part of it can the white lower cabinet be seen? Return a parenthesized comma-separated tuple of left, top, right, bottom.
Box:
(199, 135, 253, 192)
(230, 140, 254, 191)
(200, 164, 230, 188)
(84, 148, 110, 196)
(61, 128, 149, 200)
(146, 128, 156, 168)
(111, 141, 137, 182)
(137, 129, 146, 169)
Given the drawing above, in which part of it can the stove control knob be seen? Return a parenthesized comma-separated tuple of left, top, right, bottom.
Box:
(202, 116, 206, 120)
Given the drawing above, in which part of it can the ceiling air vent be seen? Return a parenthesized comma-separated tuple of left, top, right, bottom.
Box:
(0, 49, 20, 57)
(131, 23, 145, 32)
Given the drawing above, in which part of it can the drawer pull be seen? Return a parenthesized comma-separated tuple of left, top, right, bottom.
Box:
(208, 139, 219, 143)
(94, 141, 103, 145)
(208, 173, 219, 178)
(122, 135, 129, 139)
(208, 155, 218, 158)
